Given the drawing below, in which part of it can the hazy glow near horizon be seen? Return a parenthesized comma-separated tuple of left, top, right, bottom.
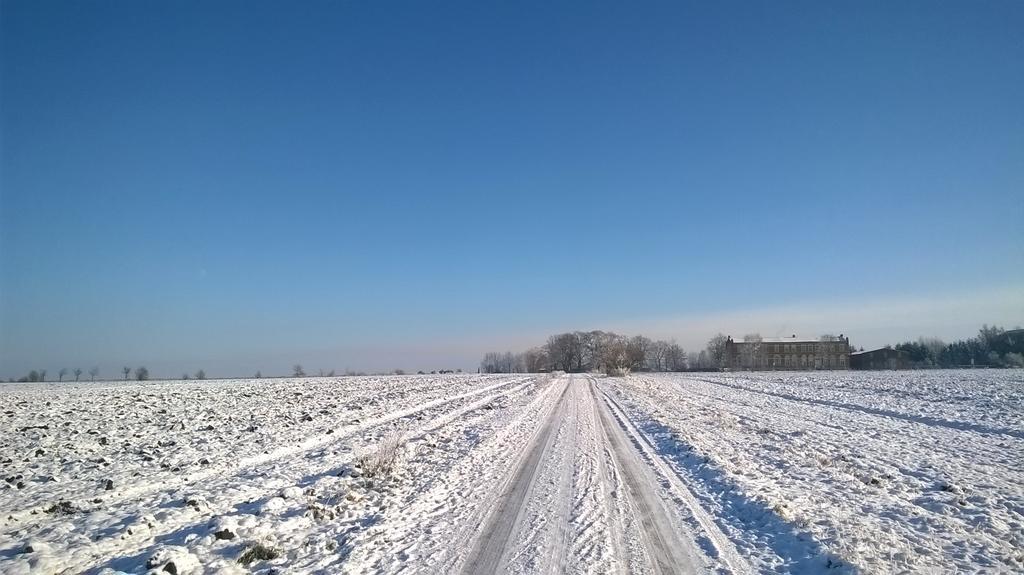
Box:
(2, 1, 1022, 378)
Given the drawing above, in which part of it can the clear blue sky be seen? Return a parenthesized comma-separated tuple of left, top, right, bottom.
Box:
(2, 0, 1022, 377)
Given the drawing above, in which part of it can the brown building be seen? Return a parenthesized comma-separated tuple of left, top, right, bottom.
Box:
(850, 347, 911, 370)
(725, 334, 850, 371)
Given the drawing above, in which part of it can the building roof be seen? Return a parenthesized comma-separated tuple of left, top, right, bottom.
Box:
(731, 336, 841, 344)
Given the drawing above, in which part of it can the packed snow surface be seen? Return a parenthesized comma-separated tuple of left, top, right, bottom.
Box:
(1, 370, 1021, 573)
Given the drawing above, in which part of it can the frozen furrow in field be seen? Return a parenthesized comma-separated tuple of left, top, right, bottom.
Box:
(0, 374, 533, 574)
(0, 375, 505, 521)
(603, 371, 1024, 574)
(341, 373, 568, 573)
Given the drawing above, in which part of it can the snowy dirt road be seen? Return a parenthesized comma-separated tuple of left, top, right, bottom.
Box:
(460, 375, 730, 575)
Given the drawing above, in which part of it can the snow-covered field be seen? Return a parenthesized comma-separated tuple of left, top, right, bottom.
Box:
(604, 370, 1024, 573)
(1, 370, 1021, 573)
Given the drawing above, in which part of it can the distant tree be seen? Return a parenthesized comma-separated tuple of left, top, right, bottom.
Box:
(393, 369, 405, 375)
(919, 337, 946, 365)
(135, 366, 149, 381)
(182, 373, 190, 380)
(480, 351, 524, 374)
(293, 364, 305, 377)
(978, 324, 1005, 352)
(327, 370, 335, 377)
(647, 340, 669, 371)
(58, 368, 68, 382)
(706, 334, 730, 369)
(39, 369, 46, 381)
(195, 369, 206, 380)
(122, 366, 131, 380)
(73, 368, 83, 382)
(600, 336, 631, 375)
(27, 370, 41, 382)
(255, 371, 262, 379)
(546, 332, 585, 372)
(522, 347, 549, 373)
(665, 342, 687, 371)
(89, 367, 99, 381)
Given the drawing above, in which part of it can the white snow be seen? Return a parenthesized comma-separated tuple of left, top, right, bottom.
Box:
(602, 370, 1024, 573)
(1, 370, 1020, 573)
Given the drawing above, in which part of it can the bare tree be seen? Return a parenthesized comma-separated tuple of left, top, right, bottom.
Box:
(626, 335, 652, 370)
(706, 333, 730, 369)
(600, 336, 631, 375)
(696, 349, 711, 369)
(195, 369, 206, 380)
(648, 340, 670, 371)
(89, 367, 99, 381)
(122, 366, 131, 380)
(293, 364, 305, 377)
(546, 332, 584, 372)
(58, 368, 68, 382)
(522, 347, 549, 372)
(255, 371, 262, 379)
(134, 366, 149, 381)
(73, 368, 83, 382)
(39, 369, 46, 381)
(665, 342, 687, 371)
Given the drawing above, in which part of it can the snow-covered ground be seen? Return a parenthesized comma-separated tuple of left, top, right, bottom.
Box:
(603, 370, 1024, 573)
(1, 370, 1021, 573)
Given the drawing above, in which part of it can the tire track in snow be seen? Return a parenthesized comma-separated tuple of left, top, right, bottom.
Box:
(460, 376, 573, 574)
(462, 375, 721, 574)
(590, 377, 706, 574)
(595, 379, 753, 575)
(567, 381, 623, 574)
(502, 375, 577, 574)
(350, 373, 570, 573)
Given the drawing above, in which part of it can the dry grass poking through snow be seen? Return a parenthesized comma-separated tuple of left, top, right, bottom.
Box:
(355, 429, 405, 479)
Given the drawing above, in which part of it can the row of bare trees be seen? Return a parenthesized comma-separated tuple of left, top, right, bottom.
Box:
(480, 330, 687, 375)
(12, 367, 103, 383)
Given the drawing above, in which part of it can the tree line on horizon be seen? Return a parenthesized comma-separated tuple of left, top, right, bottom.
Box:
(482, 324, 1024, 374)
(480, 330, 690, 375)
(7, 363, 464, 383)
(8, 324, 1020, 382)
(887, 324, 1024, 368)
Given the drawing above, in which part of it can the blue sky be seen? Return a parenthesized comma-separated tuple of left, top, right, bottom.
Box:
(2, 0, 1022, 377)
